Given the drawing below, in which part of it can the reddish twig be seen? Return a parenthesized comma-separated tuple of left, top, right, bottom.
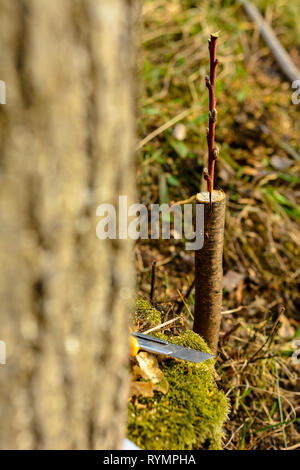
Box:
(205, 33, 219, 193)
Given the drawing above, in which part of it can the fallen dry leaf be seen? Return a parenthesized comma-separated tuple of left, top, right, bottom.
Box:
(278, 313, 295, 339)
(153, 378, 169, 394)
(270, 155, 293, 170)
(130, 351, 170, 398)
(223, 270, 245, 292)
(130, 381, 154, 398)
(132, 365, 144, 381)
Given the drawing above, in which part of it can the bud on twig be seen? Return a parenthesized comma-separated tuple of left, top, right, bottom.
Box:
(213, 146, 219, 160)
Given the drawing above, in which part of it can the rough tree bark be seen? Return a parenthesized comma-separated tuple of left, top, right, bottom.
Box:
(194, 34, 225, 354)
(0, 0, 138, 449)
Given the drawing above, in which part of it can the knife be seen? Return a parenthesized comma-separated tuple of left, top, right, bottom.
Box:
(131, 332, 213, 363)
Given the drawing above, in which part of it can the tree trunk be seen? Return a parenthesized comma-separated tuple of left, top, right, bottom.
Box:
(194, 191, 226, 354)
(0, 0, 138, 450)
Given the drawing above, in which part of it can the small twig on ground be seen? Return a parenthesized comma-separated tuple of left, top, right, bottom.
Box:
(143, 316, 182, 335)
(224, 423, 245, 449)
(221, 306, 247, 315)
(141, 254, 177, 273)
(220, 323, 242, 346)
(170, 195, 196, 206)
(239, 0, 300, 82)
(136, 108, 192, 150)
(247, 318, 281, 364)
(282, 443, 300, 451)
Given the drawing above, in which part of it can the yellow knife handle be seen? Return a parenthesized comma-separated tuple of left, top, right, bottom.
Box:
(130, 335, 140, 357)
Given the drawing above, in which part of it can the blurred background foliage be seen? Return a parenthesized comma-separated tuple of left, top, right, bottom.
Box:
(135, 0, 300, 450)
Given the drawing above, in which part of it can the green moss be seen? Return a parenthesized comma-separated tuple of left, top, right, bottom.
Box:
(128, 300, 229, 450)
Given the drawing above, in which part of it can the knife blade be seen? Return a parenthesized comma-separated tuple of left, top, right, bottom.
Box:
(132, 332, 214, 363)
